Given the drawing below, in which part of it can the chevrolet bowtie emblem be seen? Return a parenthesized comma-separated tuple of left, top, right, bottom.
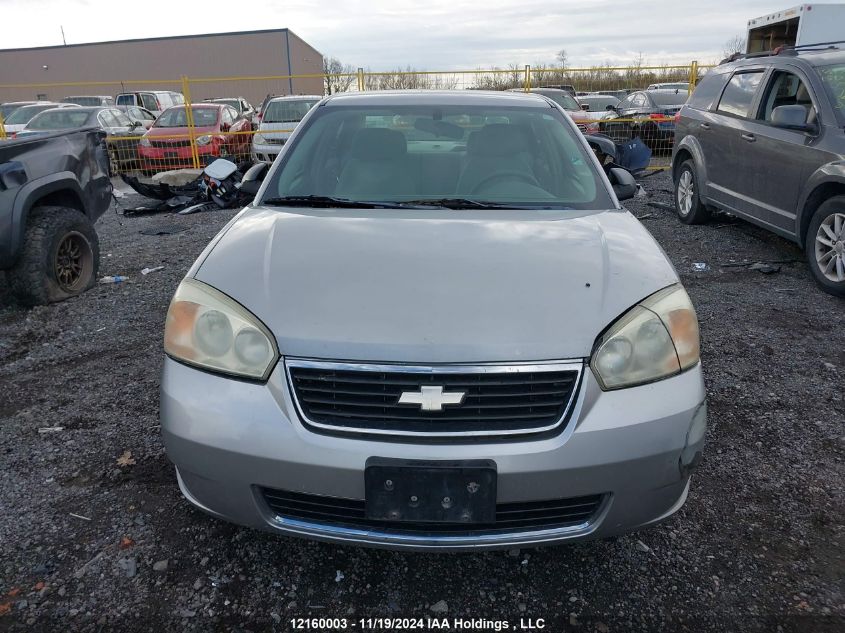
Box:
(398, 386, 466, 411)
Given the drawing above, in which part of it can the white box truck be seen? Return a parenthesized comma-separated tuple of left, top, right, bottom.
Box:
(746, 4, 845, 53)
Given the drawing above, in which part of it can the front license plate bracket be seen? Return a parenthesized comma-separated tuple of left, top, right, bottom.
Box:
(364, 458, 497, 524)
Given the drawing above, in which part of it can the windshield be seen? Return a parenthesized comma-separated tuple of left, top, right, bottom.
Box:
(534, 91, 580, 111)
(26, 109, 92, 130)
(5, 104, 57, 125)
(261, 104, 613, 210)
(818, 63, 845, 122)
(263, 99, 319, 123)
(213, 99, 240, 110)
(1, 103, 30, 119)
(651, 91, 688, 106)
(154, 106, 219, 128)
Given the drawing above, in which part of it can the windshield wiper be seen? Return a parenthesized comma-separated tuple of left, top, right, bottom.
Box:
(261, 195, 408, 209)
(400, 198, 570, 210)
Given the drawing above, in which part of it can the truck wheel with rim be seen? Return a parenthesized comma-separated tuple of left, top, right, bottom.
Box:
(805, 196, 845, 297)
(8, 206, 100, 306)
(674, 160, 712, 225)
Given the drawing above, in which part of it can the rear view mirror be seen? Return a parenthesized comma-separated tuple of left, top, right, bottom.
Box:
(771, 105, 815, 132)
(608, 167, 637, 201)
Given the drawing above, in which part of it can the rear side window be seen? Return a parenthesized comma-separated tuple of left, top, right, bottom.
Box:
(116, 94, 134, 106)
(140, 93, 159, 110)
(717, 71, 764, 117)
(688, 73, 729, 110)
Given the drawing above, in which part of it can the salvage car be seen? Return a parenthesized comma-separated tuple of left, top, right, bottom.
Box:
(673, 44, 845, 296)
(577, 94, 621, 112)
(61, 95, 115, 106)
(137, 104, 252, 172)
(115, 91, 184, 117)
(508, 88, 597, 133)
(251, 95, 320, 162)
(0, 128, 112, 304)
(205, 97, 256, 124)
(2, 102, 79, 136)
(1, 101, 40, 121)
(116, 105, 157, 129)
(601, 89, 688, 149)
(161, 90, 707, 550)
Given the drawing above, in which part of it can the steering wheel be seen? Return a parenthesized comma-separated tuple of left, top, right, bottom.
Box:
(470, 170, 541, 195)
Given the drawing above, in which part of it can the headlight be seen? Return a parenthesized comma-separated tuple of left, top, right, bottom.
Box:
(164, 279, 278, 380)
(195, 135, 212, 145)
(139, 137, 151, 147)
(253, 133, 266, 145)
(591, 284, 700, 390)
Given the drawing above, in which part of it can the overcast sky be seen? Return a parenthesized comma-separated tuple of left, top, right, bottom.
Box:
(0, 0, 817, 69)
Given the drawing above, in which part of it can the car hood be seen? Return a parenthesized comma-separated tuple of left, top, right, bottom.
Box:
(194, 206, 679, 363)
(257, 121, 299, 137)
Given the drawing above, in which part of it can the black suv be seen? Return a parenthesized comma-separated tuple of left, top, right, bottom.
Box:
(672, 45, 845, 296)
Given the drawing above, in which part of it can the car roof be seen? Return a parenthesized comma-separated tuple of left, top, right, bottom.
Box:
(267, 95, 323, 102)
(322, 90, 552, 108)
(725, 46, 845, 70)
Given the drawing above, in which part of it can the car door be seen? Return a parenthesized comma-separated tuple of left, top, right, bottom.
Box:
(734, 66, 827, 238)
(229, 106, 250, 154)
(706, 68, 766, 212)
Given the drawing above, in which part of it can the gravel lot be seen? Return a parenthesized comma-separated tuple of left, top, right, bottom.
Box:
(0, 171, 842, 632)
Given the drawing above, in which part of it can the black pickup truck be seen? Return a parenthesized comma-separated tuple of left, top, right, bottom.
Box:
(1, 128, 112, 305)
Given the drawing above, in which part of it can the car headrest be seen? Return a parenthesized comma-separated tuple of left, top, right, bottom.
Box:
(795, 83, 811, 104)
(348, 128, 407, 161)
(467, 124, 528, 157)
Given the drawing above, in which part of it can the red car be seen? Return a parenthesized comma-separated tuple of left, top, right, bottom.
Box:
(137, 104, 251, 172)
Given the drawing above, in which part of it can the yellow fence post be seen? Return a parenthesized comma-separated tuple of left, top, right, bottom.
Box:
(0, 113, 6, 140)
(357, 68, 365, 92)
(524, 65, 531, 92)
(688, 60, 699, 94)
(181, 75, 201, 169)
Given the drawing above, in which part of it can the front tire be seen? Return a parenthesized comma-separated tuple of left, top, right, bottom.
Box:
(674, 160, 711, 225)
(8, 206, 100, 306)
(805, 196, 845, 297)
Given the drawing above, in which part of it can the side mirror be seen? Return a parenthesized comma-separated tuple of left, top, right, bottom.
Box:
(771, 105, 815, 132)
(608, 167, 637, 201)
(580, 103, 589, 111)
(606, 104, 616, 111)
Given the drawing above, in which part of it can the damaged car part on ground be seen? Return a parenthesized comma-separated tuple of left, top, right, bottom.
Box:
(160, 90, 706, 551)
(119, 159, 268, 215)
(0, 127, 112, 305)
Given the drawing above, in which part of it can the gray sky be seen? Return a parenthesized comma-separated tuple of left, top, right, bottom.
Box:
(0, 0, 811, 69)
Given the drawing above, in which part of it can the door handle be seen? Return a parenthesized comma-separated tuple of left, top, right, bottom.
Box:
(700, 123, 711, 130)
(741, 133, 756, 142)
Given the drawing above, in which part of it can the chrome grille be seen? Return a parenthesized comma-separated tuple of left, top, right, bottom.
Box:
(150, 139, 191, 148)
(286, 360, 582, 438)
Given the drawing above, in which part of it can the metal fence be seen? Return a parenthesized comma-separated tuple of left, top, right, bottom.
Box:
(0, 62, 710, 176)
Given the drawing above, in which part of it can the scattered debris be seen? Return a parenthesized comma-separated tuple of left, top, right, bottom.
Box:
(636, 213, 655, 220)
(99, 275, 128, 284)
(647, 201, 676, 212)
(117, 557, 137, 579)
(692, 262, 710, 272)
(116, 451, 136, 467)
(139, 225, 188, 236)
(141, 266, 164, 275)
(69, 513, 91, 521)
(152, 559, 169, 572)
(119, 536, 135, 550)
(429, 600, 449, 614)
(37, 426, 64, 434)
(635, 540, 651, 553)
(748, 262, 781, 274)
(335, 570, 345, 583)
(73, 550, 105, 578)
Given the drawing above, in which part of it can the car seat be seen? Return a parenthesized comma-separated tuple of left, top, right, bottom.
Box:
(456, 124, 537, 194)
(335, 128, 416, 198)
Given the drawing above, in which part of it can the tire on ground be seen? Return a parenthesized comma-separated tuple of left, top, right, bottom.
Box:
(7, 206, 100, 306)
(804, 195, 845, 297)
(674, 159, 712, 225)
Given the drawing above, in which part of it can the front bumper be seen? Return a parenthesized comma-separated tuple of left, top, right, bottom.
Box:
(251, 140, 285, 163)
(161, 357, 706, 550)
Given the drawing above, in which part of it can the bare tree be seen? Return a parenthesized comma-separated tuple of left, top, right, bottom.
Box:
(323, 56, 355, 95)
(556, 49, 568, 70)
(722, 35, 747, 60)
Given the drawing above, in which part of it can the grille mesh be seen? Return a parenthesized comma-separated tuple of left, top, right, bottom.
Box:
(287, 363, 580, 436)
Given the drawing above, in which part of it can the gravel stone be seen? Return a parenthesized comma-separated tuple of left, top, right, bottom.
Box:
(429, 600, 449, 614)
(0, 174, 842, 631)
(152, 560, 168, 573)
